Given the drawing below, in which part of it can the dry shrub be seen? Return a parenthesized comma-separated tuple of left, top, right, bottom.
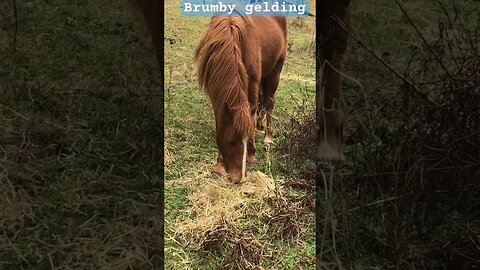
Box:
(278, 90, 317, 183)
(268, 188, 305, 241)
(267, 88, 316, 241)
(337, 3, 480, 268)
(282, 115, 316, 164)
(202, 219, 267, 270)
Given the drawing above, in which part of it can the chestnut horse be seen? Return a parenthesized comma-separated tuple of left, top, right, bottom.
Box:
(194, 16, 287, 183)
(317, 0, 351, 165)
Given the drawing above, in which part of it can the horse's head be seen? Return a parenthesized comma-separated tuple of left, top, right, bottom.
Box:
(194, 16, 254, 183)
(216, 106, 251, 183)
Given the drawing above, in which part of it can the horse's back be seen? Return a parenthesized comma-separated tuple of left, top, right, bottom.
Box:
(245, 17, 287, 79)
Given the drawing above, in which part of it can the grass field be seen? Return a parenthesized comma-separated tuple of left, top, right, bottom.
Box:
(164, 0, 316, 269)
(1, 0, 162, 269)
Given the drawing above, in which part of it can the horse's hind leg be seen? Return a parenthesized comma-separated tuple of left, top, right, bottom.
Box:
(247, 78, 261, 164)
(263, 59, 285, 144)
(256, 88, 266, 138)
(317, 2, 350, 165)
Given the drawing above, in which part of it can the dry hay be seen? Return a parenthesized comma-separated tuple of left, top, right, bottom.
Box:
(164, 130, 175, 166)
(175, 171, 276, 244)
(173, 171, 279, 268)
(173, 169, 314, 268)
(164, 147, 175, 166)
(0, 177, 35, 236)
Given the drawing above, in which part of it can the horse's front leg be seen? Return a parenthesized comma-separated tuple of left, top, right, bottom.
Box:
(212, 152, 227, 176)
(212, 116, 227, 176)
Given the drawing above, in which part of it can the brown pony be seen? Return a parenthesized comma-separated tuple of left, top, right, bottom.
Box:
(317, 0, 351, 164)
(194, 16, 287, 183)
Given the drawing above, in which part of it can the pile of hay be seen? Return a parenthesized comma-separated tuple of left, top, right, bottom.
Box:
(173, 171, 280, 269)
(176, 171, 276, 244)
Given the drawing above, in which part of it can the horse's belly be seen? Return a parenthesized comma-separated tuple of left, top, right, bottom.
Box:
(256, 20, 286, 77)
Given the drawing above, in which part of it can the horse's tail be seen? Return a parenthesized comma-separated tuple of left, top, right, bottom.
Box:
(194, 17, 252, 135)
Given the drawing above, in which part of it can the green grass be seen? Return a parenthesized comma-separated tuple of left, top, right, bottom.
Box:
(164, 0, 316, 269)
(1, 0, 162, 269)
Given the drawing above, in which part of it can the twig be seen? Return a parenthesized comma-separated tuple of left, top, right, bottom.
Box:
(393, 0, 453, 80)
(317, 196, 408, 224)
(0, 104, 29, 120)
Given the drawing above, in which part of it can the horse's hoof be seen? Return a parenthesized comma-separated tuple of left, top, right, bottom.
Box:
(211, 162, 227, 178)
(247, 154, 257, 164)
(264, 136, 273, 144)
(255, 130, 265, 139)
(317, 141, 345, 169)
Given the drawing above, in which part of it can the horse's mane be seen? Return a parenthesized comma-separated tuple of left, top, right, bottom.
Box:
(194, 16, 253, 136)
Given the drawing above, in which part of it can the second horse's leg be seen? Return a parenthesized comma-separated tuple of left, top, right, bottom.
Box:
(256, 84, 266, 139)
(248, 77, 260, 164)
(263, 59, 285, 144)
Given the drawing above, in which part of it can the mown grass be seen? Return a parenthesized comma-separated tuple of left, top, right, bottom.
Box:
(164, 0, 316, 269)
(1, 0, 162, 269)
